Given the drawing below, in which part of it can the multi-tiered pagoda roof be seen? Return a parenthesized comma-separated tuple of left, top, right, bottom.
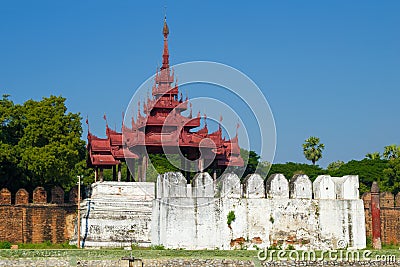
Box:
(87, 17, 243, 182)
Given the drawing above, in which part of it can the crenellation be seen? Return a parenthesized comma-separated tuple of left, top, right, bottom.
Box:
(51, 186, 65, 204)
(313, 175, 335, 199)
(380, 192, 395, 208)
(0, 188, 11, 205)
(69, 185, 79, 204)
(289, 174, 312, 199)
(215, 173, 241, 198)
(192, 172, 214, 198)
(33, 187, 47, 204)
(15, 189, 29, 205)
(265, 174, 289, 199)
(157, 172, 187, 198)
(243, 174, 265, 198)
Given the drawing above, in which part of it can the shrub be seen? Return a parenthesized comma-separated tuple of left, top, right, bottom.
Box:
(227, 211, 236, 227)
(0, 241, 11, 249)
(151, 244, 165, 250)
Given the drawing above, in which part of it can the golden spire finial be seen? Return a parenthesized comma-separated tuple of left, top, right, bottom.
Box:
(163, 15, 169, 37)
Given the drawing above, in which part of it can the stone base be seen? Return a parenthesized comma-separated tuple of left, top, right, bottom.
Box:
(70, 182, 155, 248)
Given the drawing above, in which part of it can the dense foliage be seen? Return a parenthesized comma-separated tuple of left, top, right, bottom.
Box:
(0, 95, 86, 194)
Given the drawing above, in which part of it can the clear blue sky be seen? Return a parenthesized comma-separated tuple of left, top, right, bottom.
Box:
(1, 1, 399, 167)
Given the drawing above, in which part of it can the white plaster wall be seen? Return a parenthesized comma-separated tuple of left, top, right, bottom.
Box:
(289, 174, 312, 199)
(343, 175, 360, 200)
(72, 173, 366, 250)
(243, 174, 265, 198)
(215, 173, 241, 198)
(151, 173, 366, 250)
(157, 172, 187, 198)
(266, 174, 289, 199)
(91, 181, 155, 200)
(313, 175, 335, 199)
(71, 182, 155, 248)
(318, 199, 366, 249)
(192, 172, 214, 198)
(151, 198, 366, 250)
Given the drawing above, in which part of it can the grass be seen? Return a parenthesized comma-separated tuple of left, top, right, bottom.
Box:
(0, 249, 259, 260)
(0, 242, 398, 261)
(16, 241, 77, 250)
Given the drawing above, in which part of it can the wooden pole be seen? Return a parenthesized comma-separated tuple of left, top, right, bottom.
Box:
(117, 164, 121, 182)
(77, 175, 81, 249)
(112, 165, 116, 181)
(99, 168, 104, 182)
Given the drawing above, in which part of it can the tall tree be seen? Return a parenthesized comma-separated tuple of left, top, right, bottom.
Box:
(327, 160, 344, 171)
(382, 158, 400, 195)
(365, 152, 381, 160)
(0, 95, 86, 192)
(383, 144, 400, 160)
(239, 149, 271, 178)
(302, 136, 325, 165)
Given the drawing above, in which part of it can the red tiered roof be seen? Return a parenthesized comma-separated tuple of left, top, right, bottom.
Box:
(87, 17, 243, 170)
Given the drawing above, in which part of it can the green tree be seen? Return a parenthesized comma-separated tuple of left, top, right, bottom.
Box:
(383, 144, 400, 160)
(327, 160, 344, 171)
(382, 158, 400, 194)
(269, 162, 324, 181)
(365, 152, 381, 160)
(302, 137, 325, 165)
(0, 95, 86, 193)
(327, 159, 388, 195)
(239, 149, 271, 179)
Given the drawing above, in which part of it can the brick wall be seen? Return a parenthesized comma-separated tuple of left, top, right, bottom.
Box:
(362, 191, 400, 245)
(0, 187, 77, 244)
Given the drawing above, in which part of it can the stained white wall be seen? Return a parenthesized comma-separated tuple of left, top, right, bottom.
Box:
(152, 172, 366, 250)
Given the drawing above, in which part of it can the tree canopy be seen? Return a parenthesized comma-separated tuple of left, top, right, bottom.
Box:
(0, 95, 86, 193)
(302, 136, 325, 165)
(383, 144, 400, 160)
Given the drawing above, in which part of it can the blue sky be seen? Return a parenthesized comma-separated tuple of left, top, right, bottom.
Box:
(1, 1, 399, 167)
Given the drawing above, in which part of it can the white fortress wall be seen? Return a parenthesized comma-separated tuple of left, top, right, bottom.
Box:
(71, 181, 155, 248)
(152, 172, 366, 250)
(71, 172, 366, 250)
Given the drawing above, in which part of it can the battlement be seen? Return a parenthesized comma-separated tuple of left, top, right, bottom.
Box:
(0, 186, 78, 205)
(152, 172, 366, 250)
(0, 186, 77, 244)
(155, 172, 361, 200)
(362, 191, 400, 209)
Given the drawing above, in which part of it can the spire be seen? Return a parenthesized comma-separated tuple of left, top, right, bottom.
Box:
(161, 16, 170, 70)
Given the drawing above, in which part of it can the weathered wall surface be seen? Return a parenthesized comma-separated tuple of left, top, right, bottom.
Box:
(362, 191, 400, 245)
(0, 187, 76, 244)
(70, 182, 155, 248)
(152, 172, 366, 250)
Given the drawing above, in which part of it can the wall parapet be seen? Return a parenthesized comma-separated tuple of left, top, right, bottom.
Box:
(155, 172, 361, 200)
(152, 172, 366, 250)
(0, 186, 78, 206)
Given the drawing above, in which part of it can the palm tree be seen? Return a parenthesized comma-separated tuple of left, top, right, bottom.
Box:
(302, 136, 325, 165)
(383, 144, 400, 160)
(365, 152, 381, 160)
